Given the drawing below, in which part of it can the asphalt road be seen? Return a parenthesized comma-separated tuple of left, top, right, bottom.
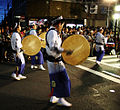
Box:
(0, 58, 120, 110)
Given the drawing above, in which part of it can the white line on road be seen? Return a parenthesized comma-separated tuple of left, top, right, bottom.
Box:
(87, 55, 117, 60)
(102, 55, 117, 58)
(102, 70, 120, 79)
(102, 59, 119, 63)
(75, 65, 120, 84)
(87, 59, 120, 69)
(110, 64, 120, 67)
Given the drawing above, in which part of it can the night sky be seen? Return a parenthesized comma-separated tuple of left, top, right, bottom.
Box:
(0, 0, 12, 23)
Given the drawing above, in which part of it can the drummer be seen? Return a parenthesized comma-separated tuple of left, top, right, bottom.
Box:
(29, 22, 46, 70)
(11, 23, 27, 80)
(46, 16, 73, 107)
(95, 27, 105, 65)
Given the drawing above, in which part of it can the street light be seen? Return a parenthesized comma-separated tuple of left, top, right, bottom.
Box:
(103, 0, 118, 28)
(113, 5, 120, 52)
(115, 5, 120, 12)
(104, 0, 118, 3)
(113, 13, 120, 20)
(113, 13, 119, 52)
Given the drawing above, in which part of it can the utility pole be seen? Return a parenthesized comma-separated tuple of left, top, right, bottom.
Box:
(107, 3, 110, 28)
(103, 0, 118, 28)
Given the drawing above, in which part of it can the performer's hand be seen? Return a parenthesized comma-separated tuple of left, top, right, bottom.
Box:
(66, 50, 73, 55)
(19, 48, 25, 54)
(41, 39, 45, 41)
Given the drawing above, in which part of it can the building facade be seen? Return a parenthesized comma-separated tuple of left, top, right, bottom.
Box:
(7, 0, 117, 27)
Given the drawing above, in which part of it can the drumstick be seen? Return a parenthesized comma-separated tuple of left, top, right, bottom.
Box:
(73, 44, 83, 53)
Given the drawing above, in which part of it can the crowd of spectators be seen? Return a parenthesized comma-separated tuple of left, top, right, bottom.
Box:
(0, 24, 119, 63)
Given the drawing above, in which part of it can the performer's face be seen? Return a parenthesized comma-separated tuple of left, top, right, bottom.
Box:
(58, 22, 65, 33)
(18, 25, 21, 32)
(101, 29, 104, 34)
(33, 25, 37, 30)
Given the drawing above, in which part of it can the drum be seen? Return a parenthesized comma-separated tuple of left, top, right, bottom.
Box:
(22, 35, 41, 56)
(62, 34, 90, 65)
(39, 32, 47, 48)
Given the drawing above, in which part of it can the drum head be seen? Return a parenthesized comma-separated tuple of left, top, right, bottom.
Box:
(62, 34, 90, 65)
(22, 35, 41, 56)
(39, 32, 47, 48)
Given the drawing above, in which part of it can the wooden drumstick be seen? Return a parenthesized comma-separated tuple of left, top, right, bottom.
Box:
(73, 44, 83, 53)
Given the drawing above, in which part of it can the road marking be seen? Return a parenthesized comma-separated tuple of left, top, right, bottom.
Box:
(87, 55, 117, 60)
(75, 65, 120, 84)
(87, 58, 120, 69)
(102, 70, 120, 79)
(110, 64, 120, 67)
(102, 55, 117, 58)
(109, 90, 115, 93)
(102, 59, 119, 63)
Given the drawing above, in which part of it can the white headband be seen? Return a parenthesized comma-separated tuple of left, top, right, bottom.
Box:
(14, 23, 18, 29)
(51, 16, 63, 24)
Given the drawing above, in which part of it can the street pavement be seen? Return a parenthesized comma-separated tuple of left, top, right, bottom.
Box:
(0, 55, 120, 110)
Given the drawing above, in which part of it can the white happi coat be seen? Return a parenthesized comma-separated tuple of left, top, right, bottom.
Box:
(29, 29, 38, 36)
(46, 26, 65, 74)
(11, 32, 22, 53)
(11, 32, 25, 64)
(95, 32, 105, 52)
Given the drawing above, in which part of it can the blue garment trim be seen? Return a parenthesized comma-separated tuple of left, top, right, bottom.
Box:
(49, 69, 71, 97)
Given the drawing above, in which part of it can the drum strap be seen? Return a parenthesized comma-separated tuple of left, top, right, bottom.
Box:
(96, 42, 104, 45)
(45, 28, 62, 62)
(45, 28, 56, 48)
(46, 55, 62, 62)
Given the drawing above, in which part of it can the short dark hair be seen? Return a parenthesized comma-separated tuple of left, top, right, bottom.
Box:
(51, 16, 65, 26)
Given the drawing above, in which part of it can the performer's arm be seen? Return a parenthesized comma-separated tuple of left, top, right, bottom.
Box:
(48, 30, 73, 55)
(31, 30, 44, 41)
(48, 30, 64, 53)
(16, 33, 23, 53)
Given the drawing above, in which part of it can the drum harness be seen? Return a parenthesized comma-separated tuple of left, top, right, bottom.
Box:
(11, 32, 23, 54)
(45, 28, 62, 63)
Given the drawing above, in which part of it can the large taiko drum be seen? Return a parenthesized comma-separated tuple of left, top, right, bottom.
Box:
(39, 32, 47, 48)
(62, 34, 90, 65)
(22, 35, 41, 56)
